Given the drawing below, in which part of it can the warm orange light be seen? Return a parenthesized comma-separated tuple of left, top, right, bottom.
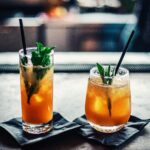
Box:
(48, 7, 68, 18)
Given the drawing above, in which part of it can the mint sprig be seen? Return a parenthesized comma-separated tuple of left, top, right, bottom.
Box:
(96, 63, 115, 117)
(21, 42, 54, 104)
(96, 63, 114, 85)
(31, 42, 55, 66)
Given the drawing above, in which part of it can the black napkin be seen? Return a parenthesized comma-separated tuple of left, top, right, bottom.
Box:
(0, 112, 80, 146)
(74, 115, 150, 147)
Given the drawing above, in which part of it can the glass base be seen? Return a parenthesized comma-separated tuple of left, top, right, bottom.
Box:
(23, 120, 53, 134)
(89, 121, 124, 133)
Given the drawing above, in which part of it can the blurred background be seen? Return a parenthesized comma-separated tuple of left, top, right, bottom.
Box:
(0, 0, 150, 52)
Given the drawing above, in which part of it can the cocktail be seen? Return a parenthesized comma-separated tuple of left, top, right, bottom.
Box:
(19, 43, 54, 134)
(85, 65, 131, 133)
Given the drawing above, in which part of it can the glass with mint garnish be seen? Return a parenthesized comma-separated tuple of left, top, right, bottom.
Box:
(85, 64, 131, 133)
(19, 42, 55, 134)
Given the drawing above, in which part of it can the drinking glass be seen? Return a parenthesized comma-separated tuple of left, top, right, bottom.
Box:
(19, 47, 54, 134)
(85, 66, 131, 133)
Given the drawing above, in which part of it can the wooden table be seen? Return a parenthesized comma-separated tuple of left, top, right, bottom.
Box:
(0, 72, 150, 150)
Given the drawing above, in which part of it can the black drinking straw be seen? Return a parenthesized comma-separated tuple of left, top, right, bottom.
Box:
(115, 30, 135, 75)
(19, 19, 27, 55)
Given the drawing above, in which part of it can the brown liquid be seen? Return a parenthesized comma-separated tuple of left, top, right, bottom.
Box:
(85, 79, 131, 126)
(20, 66, 53, 124)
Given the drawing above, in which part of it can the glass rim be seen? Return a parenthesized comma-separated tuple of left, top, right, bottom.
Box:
(90, 66, 129, 80)
(19, 47, 54, 57)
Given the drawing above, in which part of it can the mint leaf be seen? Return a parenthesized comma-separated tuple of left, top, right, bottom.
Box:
(31, 51, 42, 66)
(41, 55, 50, 66)
(21, 56, 27, 65)
(40, 47, 47, 55)
(40, 47, 54, 55)
(36, 42, 43, 51)
(47, 47, 55, 53)
(96, 63, 104, 76)
(105, 65, 110, 76)
(108, 65, 111, 76)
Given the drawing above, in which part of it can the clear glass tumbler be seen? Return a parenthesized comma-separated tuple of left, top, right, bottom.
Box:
(85, 66, 131, 133)
(19, 47, 54, 134)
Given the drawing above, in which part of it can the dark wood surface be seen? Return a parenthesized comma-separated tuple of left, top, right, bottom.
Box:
(0, 73, 150, 150)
